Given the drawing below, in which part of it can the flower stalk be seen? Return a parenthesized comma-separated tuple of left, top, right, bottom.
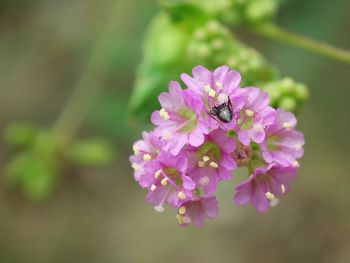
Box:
(250, 23, 350, 64)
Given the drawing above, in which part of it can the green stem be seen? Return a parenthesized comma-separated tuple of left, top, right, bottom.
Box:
(52, 1, 125, 143)
(250, 23, 350, 64)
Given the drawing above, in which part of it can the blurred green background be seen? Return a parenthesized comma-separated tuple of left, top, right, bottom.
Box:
(0, 0, 350, 262)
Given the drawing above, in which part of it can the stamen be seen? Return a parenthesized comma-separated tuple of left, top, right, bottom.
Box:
(199, 176, 210, 186)
(281, 184, 286, 194)
(209, 161, 219, 168)
(215, 81, 222, 88)
(204, 84, 211, 93)
(151, 184, 157, 191)
(178, 191, 186, 200)
(131, 163, 140, 171)
(269, 198, 279, 207)
(208, 89, 216, 97)
(178, 206, 186, 215)
(283, 122, 293, 129)
(253, 123, 263, 131)
(217, 93, 228, 104)
(159, 108, 170, 120)
(161, 178, 168, 186)
(292, 161, 300, 168)
(162, 130, 172, 140)
(143, 154, 151, 161)
(154, 205, 164, 213)
(176, 214, 184, 224)
(265, 192, 275, 200)
(198, 161, 205, 168)
(202, 156, 210, 162)
(245, 109, 254, 117)
(154, 169, 162, 179)
(133, 145, 140, 156)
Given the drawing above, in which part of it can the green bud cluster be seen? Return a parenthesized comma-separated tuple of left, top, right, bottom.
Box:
(187, 20, 277, 86)
(222, 0, 278, 25)
(262, 77, 309, 111)
(166, 0, 278, 25)
(130, 1, 309, 120)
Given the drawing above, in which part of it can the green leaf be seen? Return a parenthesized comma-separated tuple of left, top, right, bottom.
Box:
(128, 13, 194, 119)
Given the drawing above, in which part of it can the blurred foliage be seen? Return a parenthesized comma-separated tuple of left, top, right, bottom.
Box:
(129, 0, 309, 121)
(4, 123, 116, 200)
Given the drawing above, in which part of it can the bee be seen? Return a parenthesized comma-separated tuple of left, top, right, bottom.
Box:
(208, 96, 233, 124)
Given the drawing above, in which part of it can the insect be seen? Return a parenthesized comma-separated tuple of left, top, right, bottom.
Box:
(208, 96, 233, 124)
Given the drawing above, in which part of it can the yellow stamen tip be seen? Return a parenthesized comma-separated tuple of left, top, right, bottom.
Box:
(245, 109, 254, 117)
(208, 89, 216, 97)
(265, 192, 275, 200)
(154, 169, 162, 179)
(131, 163, 140, 171)
(204, 84, 211, 92)
(154, 205, 164, 213)
(176, 214, 184, 225)
(178, 191, 186, 200)
(159, 108, 170, 121)
(209, 161, 218, 168)
(215, 81, 222, 88)
(199, 176, 210, 186)
(198, 161, 205, 168)
(151, 184, 157, 191)
(202, 156, 210, 162)
(179, 206, 186, 215)
(143, 154, 152, 161)
(161, 178, 168, 186)
(292, 161, 300, 168)
(133, 145, 140, 156)
(281, 184, 286, 194)
(283, 122, 293, 129)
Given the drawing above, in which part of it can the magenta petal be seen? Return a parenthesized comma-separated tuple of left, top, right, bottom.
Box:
(192, 65, 212, 83)
(202, 197, 219, 219)
(183, 175, 196, 190)
(222, 70, 241, 91)
(252, 186, 269, 212)
(189, 128, 205, 147)
(213, 65, 229, 82)
(234, 180, 253, 205)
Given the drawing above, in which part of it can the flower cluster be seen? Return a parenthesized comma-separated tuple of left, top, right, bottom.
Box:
(130, 65, 304, 227)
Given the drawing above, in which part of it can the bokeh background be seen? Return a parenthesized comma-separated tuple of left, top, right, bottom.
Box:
(1, 0, 350, 262)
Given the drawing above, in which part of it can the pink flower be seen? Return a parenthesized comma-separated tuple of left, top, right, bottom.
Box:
(129, 65, 306, 226)
(181, 65, 246, 130)
(234, 163, 297, 212)
(176, 196, 219, 227)
(260, 108, 305, 167)
(236, 87, 275, 145)
(151, 81, 209, 155)
(129, 131, 162, 187)
(144, 152, 195, 209)
(185, 129, 237, 195)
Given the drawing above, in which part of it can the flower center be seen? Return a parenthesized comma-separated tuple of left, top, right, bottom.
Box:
(178, 108, 197, 132)
(266, 135, 280, 151)
(196, 142, 222, 168)
(237, 109, 254, 131)
(233, 143, 253, 167)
